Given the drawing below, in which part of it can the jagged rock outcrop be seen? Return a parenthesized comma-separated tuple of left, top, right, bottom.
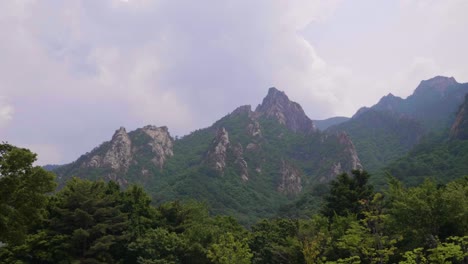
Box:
(337, 132, 362, 171)
(318, 132, 363, 183)
(450, 94, 468, 140)
(277, 160, 302, 197)
(206, 127, 230, 173)
(247, 121, 262, 137)
(255, 87, 316, 133)
(74, 125, 174, 185)
(141, 125, 174, 168)
(86, 127, 132, 171)
(233, 143, 249, 181)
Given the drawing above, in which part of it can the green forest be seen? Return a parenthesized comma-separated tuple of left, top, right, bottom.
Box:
(1, 143, 467, 264)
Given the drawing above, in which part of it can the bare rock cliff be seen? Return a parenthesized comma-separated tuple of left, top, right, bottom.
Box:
(81, 125, 174, 183)
(86, 127, 132, 172)
(141, 125, 174, 168)
(277, 160, 302, 197)
(206, 127, 230, 173)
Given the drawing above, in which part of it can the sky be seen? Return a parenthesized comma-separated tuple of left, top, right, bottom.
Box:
(1, 0, 468, 165)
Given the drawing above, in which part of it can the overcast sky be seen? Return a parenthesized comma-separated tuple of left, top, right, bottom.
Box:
(1, 0, 468, 165)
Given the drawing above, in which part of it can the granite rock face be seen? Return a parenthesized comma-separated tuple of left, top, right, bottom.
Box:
(233, 143, 249, 181)
(206, 127, 230, 173)
(277, 160, 302, 197)
(141, 125, 174, 169)
(337, 132, 362, 171)
(86, 127, 132, 172)
(77, 125, 174, 185)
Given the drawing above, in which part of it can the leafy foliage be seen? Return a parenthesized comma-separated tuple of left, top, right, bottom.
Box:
(383, 136, 468, 186)
(0, 143, 56, 245)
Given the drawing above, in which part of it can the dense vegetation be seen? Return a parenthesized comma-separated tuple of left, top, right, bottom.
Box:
(1, 143, 467, 263)
(382, 133, 468, 187)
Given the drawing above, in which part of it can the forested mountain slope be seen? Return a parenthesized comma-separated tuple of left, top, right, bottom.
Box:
(383, 94, 468, 186)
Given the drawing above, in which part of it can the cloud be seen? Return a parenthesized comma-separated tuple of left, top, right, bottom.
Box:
(1, 0, 467, 164)
(0, 98, 14, 128)
(0, 0, 342, 164)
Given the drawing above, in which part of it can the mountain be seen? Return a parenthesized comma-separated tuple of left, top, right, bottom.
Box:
(328, 76, 468, 173)
(383, 96, 468, 186)
(54, 87, 362, 224)
(314, 116, 350, 131)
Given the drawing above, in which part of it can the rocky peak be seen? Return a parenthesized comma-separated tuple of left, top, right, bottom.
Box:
(102, 126, 132, 171)
(450, 94, 468, 140)
(255, 87, 316, 133)
(84, 125, 174, 177)
(206, 127, 230, 173)
(317, 132, 362, 183)
(413, 76, 458, 97)
(140, 125, 174, 168)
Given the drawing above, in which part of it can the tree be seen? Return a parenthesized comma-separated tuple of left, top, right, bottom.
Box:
(128, 227, 186, 264)
(322, 170, 374, 219)
(207, 232, 253, 264)
(335, 194, 400, 264)
(0, 143, 56, 245)
(47, 178, 129, 263)
(250, 219, 304, 264)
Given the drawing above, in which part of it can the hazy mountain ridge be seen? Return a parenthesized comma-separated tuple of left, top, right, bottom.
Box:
(314, 116, 350, 130)
(327, 76, 468, 173)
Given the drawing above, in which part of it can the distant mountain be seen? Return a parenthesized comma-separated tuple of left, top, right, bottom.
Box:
(54, 87, 361, 224)
(383, 96, 468, 186)
(328, 109, 424, 172)
(328, 76, 468, 173)
(314, 116, 350, 131)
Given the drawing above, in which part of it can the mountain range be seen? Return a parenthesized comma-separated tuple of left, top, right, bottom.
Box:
(51, 76, 468, 223)
(54, 87, 361, 223)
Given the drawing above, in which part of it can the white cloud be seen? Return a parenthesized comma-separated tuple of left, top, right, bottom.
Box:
(0, 98, 14, 128)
